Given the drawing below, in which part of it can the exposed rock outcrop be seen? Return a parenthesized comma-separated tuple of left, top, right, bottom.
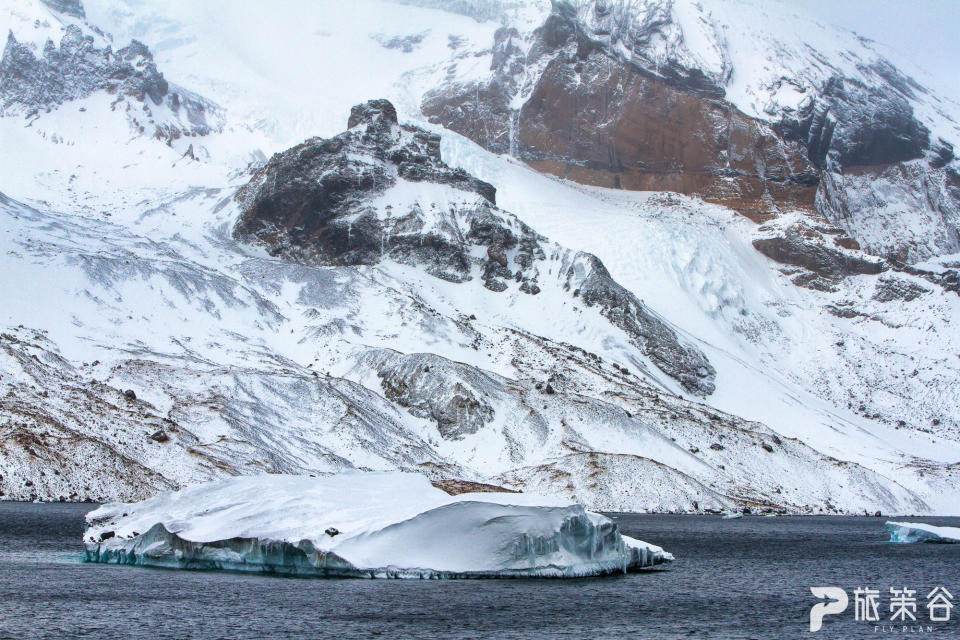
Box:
(40, 0, 85, 19)
(235, 99, 716, 395)
(422, 2, 820, 220)
(0, 25, 218, 137)
(815, 160, 960, 263)
(776, 71, 929, 171)
(872, 276, 930, 303)
(0, 26, 165, 109)
(421, 0, 960, 262)
(518, 52, 818, 220)
(373, 351, 498, 440)
(562, 253, 715, 395)
(234, 99, 536, 290)
(752, 220, 885, 279)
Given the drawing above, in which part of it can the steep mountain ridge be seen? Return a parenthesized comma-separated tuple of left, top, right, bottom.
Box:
(234, 98, 715, 395)
(1, 0, 959, 514)
(0, 1, 219, 144)
(421, 0, 960, 263)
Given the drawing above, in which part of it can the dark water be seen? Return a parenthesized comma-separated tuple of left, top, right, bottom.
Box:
(1, 504, 960, 639)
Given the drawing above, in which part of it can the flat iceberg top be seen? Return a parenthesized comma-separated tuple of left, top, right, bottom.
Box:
(86, 472, 572, 548)
(84, 472, 672, 577)
(886, 521, 960, 544)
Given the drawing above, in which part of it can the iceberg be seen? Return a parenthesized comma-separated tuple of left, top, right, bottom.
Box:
(886, 521, 960, 544)
(83, 472, 673, 578)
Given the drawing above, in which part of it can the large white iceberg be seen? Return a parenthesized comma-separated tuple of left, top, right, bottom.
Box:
(886, 521, 960, 544)
(83, 473, 673, 578)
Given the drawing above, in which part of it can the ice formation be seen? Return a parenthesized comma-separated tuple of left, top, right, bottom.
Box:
(886, 521, 960, 544)
(83, 473, 673, 578)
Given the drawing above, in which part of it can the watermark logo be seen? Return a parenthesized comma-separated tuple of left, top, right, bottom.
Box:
(854, 587, 881, 622)
(810, 586, 954, 632)
(810, 587, 849, 632)
(927, 587, 954, 622)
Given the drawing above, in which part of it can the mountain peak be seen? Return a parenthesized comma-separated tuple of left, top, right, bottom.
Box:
(347, 98, 399, 130)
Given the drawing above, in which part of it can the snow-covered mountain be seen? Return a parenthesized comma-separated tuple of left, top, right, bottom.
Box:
(424, 0, 960, 263)
(1, 0, 959, 514)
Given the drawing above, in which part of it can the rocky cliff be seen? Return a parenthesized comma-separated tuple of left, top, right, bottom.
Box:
(0, 24, 219, 139)
(422, 0, 960, 262)
(235, 99, 716, 395)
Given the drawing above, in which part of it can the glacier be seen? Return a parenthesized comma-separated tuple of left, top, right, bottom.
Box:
(886, 521, 960, 544)
(82, 472, 673, 578)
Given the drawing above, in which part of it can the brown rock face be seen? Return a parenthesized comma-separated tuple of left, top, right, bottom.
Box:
(518, 53, 818, 219)
(431, 478, 520, 495)
(421, 26, 523, 158)
(423, 24, 819, 221)
(423, 3, 960, 265)
(752, 232, 885, 279)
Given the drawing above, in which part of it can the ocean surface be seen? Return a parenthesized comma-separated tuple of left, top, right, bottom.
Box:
(1, 503, 959, 639)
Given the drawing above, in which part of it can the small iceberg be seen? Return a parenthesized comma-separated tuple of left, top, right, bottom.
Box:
(83, 472, 673, 578)
(722, 512, 743, 520)
(886, 521, 960, 544)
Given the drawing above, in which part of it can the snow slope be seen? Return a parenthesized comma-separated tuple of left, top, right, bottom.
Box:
(417, 0, 960, 262)
(565, 0, 960, 146)
(440, 136, 960, 493)
(1, 0, 959, 514)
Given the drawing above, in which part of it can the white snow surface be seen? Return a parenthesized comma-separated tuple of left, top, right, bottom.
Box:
(1, 0, 959, 515)
(566, 0, 960, 143)
(885, 521, 960, 544)
(83, 472, 672, 577)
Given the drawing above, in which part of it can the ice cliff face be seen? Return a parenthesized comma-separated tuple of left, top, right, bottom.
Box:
(886, 521, 960, 544)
